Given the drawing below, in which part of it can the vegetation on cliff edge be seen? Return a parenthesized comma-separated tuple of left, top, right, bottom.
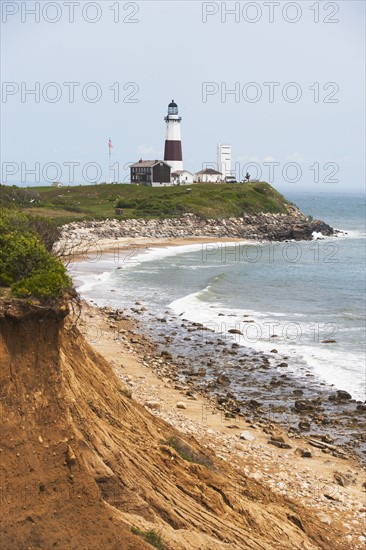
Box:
(0, 210, 71, 301)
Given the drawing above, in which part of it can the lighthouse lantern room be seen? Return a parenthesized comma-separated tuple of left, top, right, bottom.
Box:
(164, 99, 183, 173)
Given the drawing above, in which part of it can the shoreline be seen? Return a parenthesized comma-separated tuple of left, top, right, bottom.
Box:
(64, 236, 256, 263)
(76, 299, 366, 547)
(67, 235, 366, 458)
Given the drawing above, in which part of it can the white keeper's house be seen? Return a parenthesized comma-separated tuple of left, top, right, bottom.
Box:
(195, 168, 222, 183)
(171, 170, 195, 185)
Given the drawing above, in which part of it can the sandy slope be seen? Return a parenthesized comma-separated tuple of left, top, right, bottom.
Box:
(0, 299, 364, 549)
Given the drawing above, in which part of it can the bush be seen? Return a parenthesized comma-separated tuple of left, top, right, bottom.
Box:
(164, 436, 213, 467)
(0, 210, 61, 252)
(131, 528, 165, 549)
(253, 184, 266, 195)
(0, 184, 41, 206)
(115, 199, 137, 208)
(0, 232, 50, 285)
(11, 259, 71, 299)
(0, 210, 71, 301)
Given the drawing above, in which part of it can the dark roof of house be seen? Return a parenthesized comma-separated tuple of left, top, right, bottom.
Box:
(131, 160, 169, 168)
(195, 168, 222, 175)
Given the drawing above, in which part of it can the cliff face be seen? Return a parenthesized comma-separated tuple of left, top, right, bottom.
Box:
(0, 301, 341, 549)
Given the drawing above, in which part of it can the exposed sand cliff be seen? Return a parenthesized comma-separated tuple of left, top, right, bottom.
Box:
(0, 299, 359, 549)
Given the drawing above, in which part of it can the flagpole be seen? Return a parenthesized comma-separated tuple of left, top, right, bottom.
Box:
(109, 141, 112, 184)
(108, 138, 114, 183)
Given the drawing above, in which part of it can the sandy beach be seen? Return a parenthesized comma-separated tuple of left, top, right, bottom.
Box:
(76, 295, 366, 548)
(63, 235, 256, 264)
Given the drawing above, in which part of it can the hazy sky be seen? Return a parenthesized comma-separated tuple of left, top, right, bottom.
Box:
(1, 0, 365, 192)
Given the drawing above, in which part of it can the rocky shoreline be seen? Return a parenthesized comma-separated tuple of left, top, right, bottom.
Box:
(100, 302, 366, 465)
(57, 206, 335, 253)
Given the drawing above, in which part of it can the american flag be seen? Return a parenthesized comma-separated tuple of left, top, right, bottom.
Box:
(108, 138, 113, 148)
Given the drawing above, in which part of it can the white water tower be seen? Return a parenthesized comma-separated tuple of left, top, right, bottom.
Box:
(217, 143, 232, 181)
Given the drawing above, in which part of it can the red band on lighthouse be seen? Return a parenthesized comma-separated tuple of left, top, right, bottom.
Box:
(164, 140, 182, 161)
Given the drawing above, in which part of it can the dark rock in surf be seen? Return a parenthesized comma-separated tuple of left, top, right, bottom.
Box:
(329, 390, 352, 402)
(228, 329, 243, 335)
(295, 400, 316, 412)
(217, 374, 231, 386)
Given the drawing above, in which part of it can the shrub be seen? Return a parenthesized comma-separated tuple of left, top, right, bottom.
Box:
(131, 527, 165, 549)
(0, 232, 49, 284)
(0, 210, 61, 252)
(11, 259, 71, 299)
(0, 184, 41, 206)
(253, 184, 266, 195)
(165, 436, 213, 467)
(0, 211, 71, 301)
(115, 199, 137, 208)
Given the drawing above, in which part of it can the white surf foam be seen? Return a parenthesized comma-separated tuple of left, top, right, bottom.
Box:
(68, 241, 248, 292)
(333, 228, 366, 239)
(76, 270, 112, 293)
(135, 241, 250, 266)
(169, 291, 366, 402)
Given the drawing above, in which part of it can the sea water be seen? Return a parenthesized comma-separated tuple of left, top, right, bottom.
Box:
(70, 192, 366, 402)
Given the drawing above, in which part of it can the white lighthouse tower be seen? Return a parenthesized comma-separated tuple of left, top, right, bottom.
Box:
(164, 99, 183, 173)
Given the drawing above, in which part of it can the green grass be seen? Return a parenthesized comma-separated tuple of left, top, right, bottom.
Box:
(165, 436, 213, 468)
(131, 527, 165, 549)
(1, 182, 291, 225)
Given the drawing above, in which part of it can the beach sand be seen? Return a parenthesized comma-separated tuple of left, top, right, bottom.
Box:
(62, 236, 256, 263)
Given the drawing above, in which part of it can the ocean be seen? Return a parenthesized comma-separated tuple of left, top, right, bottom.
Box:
(70, 191, 366, 403)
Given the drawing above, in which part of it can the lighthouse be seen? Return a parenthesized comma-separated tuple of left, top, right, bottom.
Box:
(164, 99, 183, 173)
